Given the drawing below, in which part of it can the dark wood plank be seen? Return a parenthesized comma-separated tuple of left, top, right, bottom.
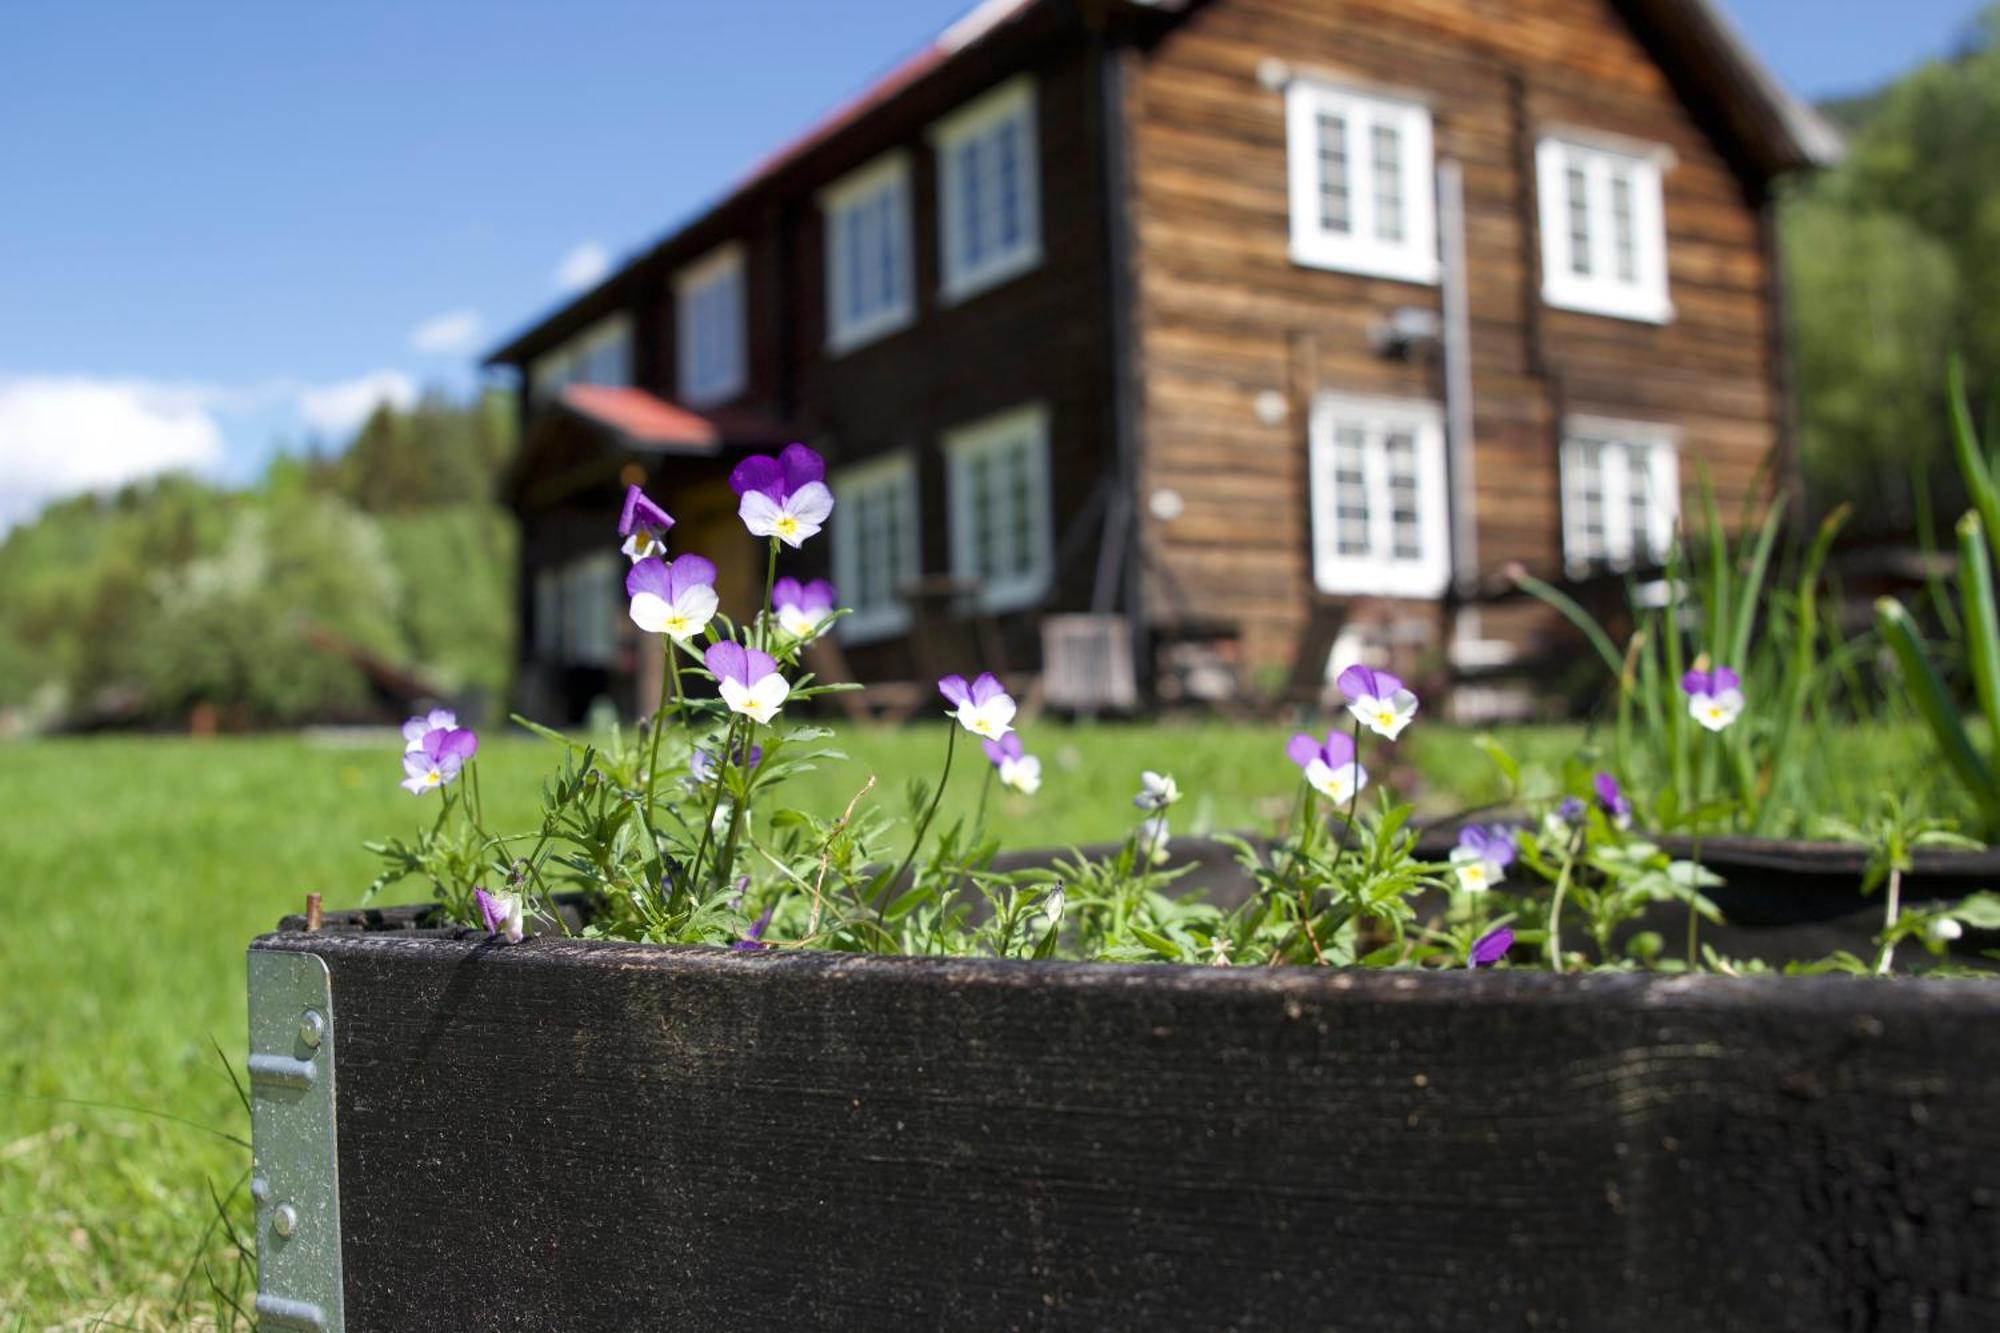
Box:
(257, 931, 2000, 1330)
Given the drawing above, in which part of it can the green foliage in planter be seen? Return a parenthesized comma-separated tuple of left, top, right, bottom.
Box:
(1877, 358, 2000, 836)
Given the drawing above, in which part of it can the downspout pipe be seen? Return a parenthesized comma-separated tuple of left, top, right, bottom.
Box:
(1438, 157, 1479, 599)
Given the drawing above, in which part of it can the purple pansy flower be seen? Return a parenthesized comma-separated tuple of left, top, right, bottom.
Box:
(730, 444, 835, 548)
(618, 485, 675, 563)
(400, 725, 477, 795)
(732, 906, 775, 952)
(1556, 796, 1585, 822)
(938, 672, 1016, 740)
(401, 708, 457, 753)
(705, 641, 790, 724)
(1337, 663, 1420, 740)
(1451, 823, 1518, 893)
(1595, 771, 1633, 826)
(1285, 730, 1369, 804)
(1681, 664, 1744, 732)
(690, 742, 764, 785)
(1469, 925, 1515, 968)
(474, 887, 525, 944)
(772, 577, 838, 640)
(982, 732, 1043, 794)
(627, 553, 719, 642)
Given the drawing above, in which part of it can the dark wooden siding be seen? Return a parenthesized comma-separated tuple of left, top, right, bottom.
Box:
(1126, 0, 1783, 673)
(588, 40, 1118, 687)
(784, 45, 1119, 682)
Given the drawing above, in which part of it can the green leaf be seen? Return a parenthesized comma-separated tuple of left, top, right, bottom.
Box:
(1876, 596, 2000, 826)
(1958, 513, 2000, 756)
(1949, 892, 2000, 930)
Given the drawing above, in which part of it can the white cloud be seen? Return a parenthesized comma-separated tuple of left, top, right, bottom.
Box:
(553, 240, 611, 292)
(0, 377, 226, 529)
(408, 308, 483, 356)
(295, 369, 418, 437)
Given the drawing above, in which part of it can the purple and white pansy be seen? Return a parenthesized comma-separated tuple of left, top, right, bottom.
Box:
(627, 554, 719, 642)
(1595, 771, 1633, 826)
(1451, 823, 1518, 893)
(402, 708, 458, 753)
(1337, 663, 1420, 741)
(772, 577, 838, 640)
(730, 444, 835, 548)
(1681, 664, 1745, 733)
(474, 887, 525, 944)
(618, 485, 675, 563)
(1469, 924, 1515, 968)
(400, 725, 477, 796)
(1133, 770, 1181, 811)
(982, 733, 1043, 795)
(938, 672, 1016, 740)
(1285, 730, 1368, 805)
(706, 641, 791, 725)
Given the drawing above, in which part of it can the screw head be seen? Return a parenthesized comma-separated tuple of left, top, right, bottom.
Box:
(298, 1010, 325, 1049)
(273, 1202, 299, 1238)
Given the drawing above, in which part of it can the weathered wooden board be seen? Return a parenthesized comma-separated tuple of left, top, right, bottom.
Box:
(254, 929, 2000, 1330)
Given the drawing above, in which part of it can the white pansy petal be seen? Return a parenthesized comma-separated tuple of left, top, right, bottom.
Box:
(668, 586, 720, 640)
(630, 591, 674, 634)
(738, 490, 785, 538)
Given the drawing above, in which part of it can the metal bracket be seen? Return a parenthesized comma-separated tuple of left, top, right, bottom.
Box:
(247, 949, 346, 1331)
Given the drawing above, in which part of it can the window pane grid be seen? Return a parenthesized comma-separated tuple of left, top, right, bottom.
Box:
(1564, 433, 1676, 570)
(1289, 84, 1435, 283)
(1309, 400, 1447, 598)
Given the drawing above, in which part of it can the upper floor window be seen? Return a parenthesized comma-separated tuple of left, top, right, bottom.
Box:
(1536, 136, 1672, 323)
(832, 452, 921, 642)
(1307, 393, 1450, 598)
(933, 76, 1042, 304)
(945, 403, 1052, 613)
(676, 244, 747, 407)
(529, 314, 631, 405)
(1561, 418, 1679, 572)
(821, 153, 915, 355)
(1285, 80, 1437, 285)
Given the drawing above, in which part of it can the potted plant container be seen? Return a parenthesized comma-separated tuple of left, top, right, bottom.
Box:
(247, 911, 2000, 1332)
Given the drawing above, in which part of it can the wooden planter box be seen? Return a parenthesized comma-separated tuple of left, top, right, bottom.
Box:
(247, 916, 2000, 1331)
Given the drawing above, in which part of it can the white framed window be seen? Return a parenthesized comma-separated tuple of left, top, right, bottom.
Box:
(529, 314, 631, 405)
(821, 153, 915, 355)
(932, 76, 1042, 304)
(944, 403, 1053, 613)
(675, 244, 747, 407)
(832, 452, 922, 642)
(1561, 418, 1680, 571)
(1285, 80, 1438, 284)
(1536, 135, 1672, 323)
(1308, 393, 1451, 598)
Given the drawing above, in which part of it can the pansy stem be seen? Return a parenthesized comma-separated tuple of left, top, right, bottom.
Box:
(1874, 866, 1904, 976)
(759, 537, 780, 650)
(713, 719, 763, 893)
(689, 713, 741, 892)
(883, 724, 957, 917)
(1544, 823, 1586, 972)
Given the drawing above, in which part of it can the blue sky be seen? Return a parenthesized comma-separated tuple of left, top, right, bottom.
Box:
(0, 0, 1984, 526)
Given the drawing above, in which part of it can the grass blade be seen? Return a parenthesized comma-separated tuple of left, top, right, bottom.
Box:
(1876, 596, 2000, 828)
(1958, 513, 2000, 751)
(1509, 566, 1625, 677)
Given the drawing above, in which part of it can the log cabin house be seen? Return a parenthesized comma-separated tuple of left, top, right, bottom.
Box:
(486, 0, 1838, 722)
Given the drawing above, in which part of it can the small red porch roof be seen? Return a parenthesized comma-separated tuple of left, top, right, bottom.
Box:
(555, 384, 796, 454)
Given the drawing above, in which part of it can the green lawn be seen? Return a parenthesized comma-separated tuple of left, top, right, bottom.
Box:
(0, 718, 1960, 1325)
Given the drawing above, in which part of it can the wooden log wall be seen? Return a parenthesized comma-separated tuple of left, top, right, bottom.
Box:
(1126, 0, 1784, 674)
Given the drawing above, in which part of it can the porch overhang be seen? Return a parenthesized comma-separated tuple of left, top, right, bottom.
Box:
(505, 386, 800, 510)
